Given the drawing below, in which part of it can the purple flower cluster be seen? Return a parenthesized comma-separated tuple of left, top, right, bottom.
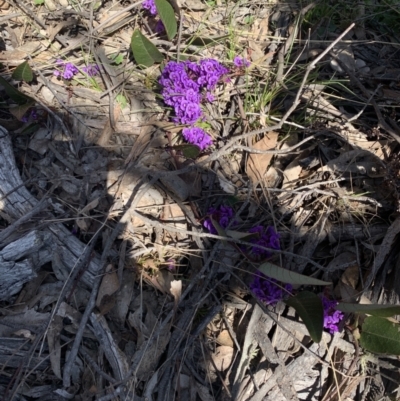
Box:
(321, 297, 344, 334)
(203, 206, 281, 259)
(82, 64, 100, 77)
(54, 60, 79, 80)
(159, 59, 228, 124)
(159, 59, 228, 149)
(248, 226, 280, 259)
(203, 205, 235, 234)
(54, 60, 100, 80)
(142, 0, 157, 15)
(233, 56, 250, 68)
(182, 127, 213, 150)
(250, 272, 292, 306)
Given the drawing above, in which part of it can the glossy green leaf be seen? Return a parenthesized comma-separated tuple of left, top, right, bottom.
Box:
(154, 0, 177, 40)
(0, 76, 35, 105)
(258, 262, 331, 286)
(360, 316, 400, 354)
(12, 61, 34, 82)
(337, 303, 400, 317)
(131, 30, 164, 68)
(286, 291, 324, 343)
(172, 144, 200, 159)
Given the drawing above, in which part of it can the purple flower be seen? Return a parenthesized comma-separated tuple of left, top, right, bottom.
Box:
(142, 0, 157, 15)
(250, 272, 292, 306)
(54, 60, 79, 80)
(182, 127, 213, 150)
(233, 56, 250, 68)
(82, 64, 100, 77)
(22, 108, 38, 123)
(167, 259, 176, 272)
(321, 296, 344, 334)
(159, 59, 227, 127)
(247, 226, 280, 259)
(203, 205, 235, 234)
(155, 20, 165, 34)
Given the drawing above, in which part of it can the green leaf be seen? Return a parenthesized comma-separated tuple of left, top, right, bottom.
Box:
(258, 262, 331, 286)
(188, 34, 229, 47)
(172, 144, 200, 159)
(154, 0, 177, 40)
(130, 30, 164, 68)
(0, 76, 35, 105)
(12, 61, 34, 83)
(286, 291, 324, 343)
(34, 0, 45, 4)
(360, 316, 400, 354)
(116, 94, 128, 109)
(111, 53, 124, 65)
(210, 216, 226, 237)
(225, 230, 257, 240)
(337, 303, 400, 317)
(20, 123, 41, 136)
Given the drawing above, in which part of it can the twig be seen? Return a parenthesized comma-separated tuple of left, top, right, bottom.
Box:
(333, 54, 400, 143)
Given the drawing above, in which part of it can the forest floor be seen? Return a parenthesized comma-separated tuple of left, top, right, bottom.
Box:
(1, 0, 400, 400)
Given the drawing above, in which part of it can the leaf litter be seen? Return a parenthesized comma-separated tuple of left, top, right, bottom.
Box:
(0, 0, 400, 400)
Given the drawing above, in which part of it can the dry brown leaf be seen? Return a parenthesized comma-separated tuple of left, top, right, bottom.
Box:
(163, 203, 186, 241)
(217, 330, 234, 347)
(156, 270, 174, 295)
(97, 104, 122, 147)
(246, 132, 278, 185)
(14, 329, 35, 340)
(0, 0, 10, 9)
(48, 20, 78, 41)
(211, 345, 234, 372)
(96, 265, 119, 311)
(47, 315, 63, 379)
(112, 270, 135, 324)
(341, 263, 359, 288)
(326, 251, 357, 273)
(44, 0, 57, 11)
(76, 198, 99, 231)
(281, 158, 302, 189)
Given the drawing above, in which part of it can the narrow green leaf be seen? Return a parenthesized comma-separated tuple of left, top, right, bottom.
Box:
(210, 216, 225, 237)
(361, 316, 400, 354)
(12, 61, 34, 82)
(286, 291, 324, 343)
(154, 0, 177, 40)
(337, 303, 400, 317)
(20, 123, 41, 136)
(258, 262, 331, 286)
(188, 34, 229, 47)
(130, 29, 164, 68)
(225, 230, 257, 240)
(0, 76, 35, 105)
